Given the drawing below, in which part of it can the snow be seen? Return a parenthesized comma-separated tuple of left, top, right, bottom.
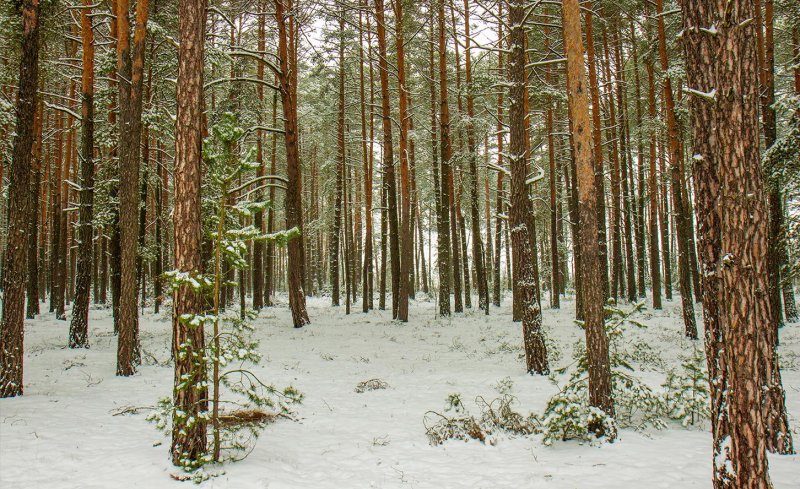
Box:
(2, 294, 799, 488)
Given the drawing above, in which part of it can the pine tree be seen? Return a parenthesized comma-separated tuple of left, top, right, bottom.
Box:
(561, 0, 614, 435)
(0, 0, 41, 398)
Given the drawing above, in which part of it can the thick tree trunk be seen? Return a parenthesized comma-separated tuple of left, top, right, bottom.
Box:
(171, 0, 209, 466)
(276, 0, 309, 327)
(434, 0, 452, 316)
(26, 88, 43, 319)
(115, 0, 149, 375)
(684, 0, 790, 485)
(681, 4, 731, 486)
(509, 0, 547, 375)
(786, 28, 800, 323)
(562, 0, 615, 434)
(70, 0, 95, 348)
(0, 0, 40, 398)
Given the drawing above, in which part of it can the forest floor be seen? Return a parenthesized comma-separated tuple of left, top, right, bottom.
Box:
(1, 293, 799, 488)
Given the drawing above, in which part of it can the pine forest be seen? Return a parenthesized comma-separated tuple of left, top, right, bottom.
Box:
(1, 0, 799, 487)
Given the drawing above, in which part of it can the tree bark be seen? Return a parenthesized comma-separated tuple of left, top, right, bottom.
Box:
(583, 2, 609, 301)
(331, 12, 345, 308)
(115, 0, 149, 375)
(26, 81, 43, 320)
(396, 0, 413, 321)
(629, 20, 647, 300)
(0, 0, 40, 398)
(171, 0, 208, 465)
(252, 6, 266, 311)
(684, 0, 790, 485)
(375, 0, 401, 319)
(493, 8, 504, 308)
(359, 1, 373, 313)
(439, 0, 461, 314)
(656, 0, 697, 339)
(70, 0, 96, 348)
(562, 0, 615, 433)
(643, 29, 662, 309)
(275, 0, 310, 327)
(463, 0, 488, 314)
(509, 0, 547, 375)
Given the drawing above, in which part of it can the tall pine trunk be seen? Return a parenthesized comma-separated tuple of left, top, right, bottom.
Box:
(276, 0, 309, 327)
(656, 0, 696, 339)
(562, 0, 615, 434)
(0, 0, 40, 398)
(375, 0, 401, 319)
(69, 0, 95, 348)
(396, 0, 412, 321)
(463, 0, 488, 314)
(171, 0, 208, 465)
(359, 2, 373, 313)
(115, 0, 149, 375)
(508, 0, 547, 375)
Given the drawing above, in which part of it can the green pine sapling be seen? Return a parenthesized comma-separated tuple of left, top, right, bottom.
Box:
(662, 345, 710, 427)
(539, 301, 665, 445)
(148, 113, 302, 476)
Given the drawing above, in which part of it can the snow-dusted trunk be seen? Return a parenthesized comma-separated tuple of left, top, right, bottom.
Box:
(463, 0, 488, 315)
(656, 0, 697, 340)
(171, 0, 208, 465)
(26, 82, 43, 320)
(330, 13, 345, 308)
(0, 0, 40, 398)
(545, 18, 559, 310)
(561, 0, 615, 432)
(69, 0, 95, 349)
(600, 25, 624, 302)
(434, 0, 452, 316)
(681, 3, 730, 485)
(276, 0, 309, 328)
(628, 20, 647, 301)
(265, 92, 279, 307)
(508, 0, 547, 375)
(787, 27, 800, 323)
(684, 0, 791, 485)
(115, 0, 149, 375)
(642, 28, 662, 310)
(611, 24, 637, 303)
(252, 9, 266, 311)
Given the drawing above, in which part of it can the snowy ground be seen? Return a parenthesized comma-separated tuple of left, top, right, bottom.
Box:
(1, 293, 799, 488)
